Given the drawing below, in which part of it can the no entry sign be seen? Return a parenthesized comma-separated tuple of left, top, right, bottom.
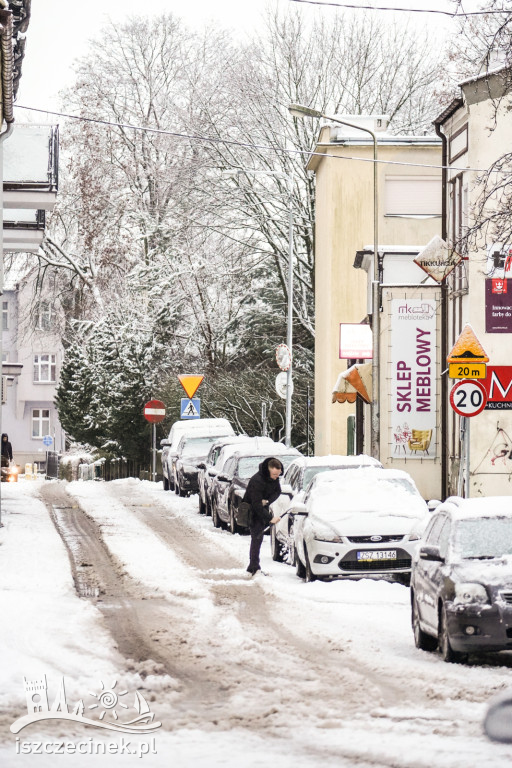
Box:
(449, 380, 487, 418)
(144, 399, 166, 423)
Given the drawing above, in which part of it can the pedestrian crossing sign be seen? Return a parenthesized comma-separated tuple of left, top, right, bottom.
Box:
(181, 398, 200, 419)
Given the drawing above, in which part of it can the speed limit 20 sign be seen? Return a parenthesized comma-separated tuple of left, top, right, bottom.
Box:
(449, 379, 487, 417)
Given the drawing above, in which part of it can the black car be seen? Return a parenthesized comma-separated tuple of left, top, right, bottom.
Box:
(411, 496, 512, 662)
(212, 448, 301, 534)
(173, 434, 226, 497)
(197, 436, 274, 515)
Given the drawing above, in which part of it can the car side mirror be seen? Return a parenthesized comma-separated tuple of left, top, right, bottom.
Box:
(289, 502, 308, 516)
(217, 474, 229, 482)
(419, 544, 444, 562)
(280, 483, 293, 497)
(197, 463, 206, 470)
(427, 499, 442, 511)
(160, 439, 170, 447)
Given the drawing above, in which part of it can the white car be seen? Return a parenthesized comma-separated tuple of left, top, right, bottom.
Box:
(270, 455, 382, 563)
(291, 468, 429, 582)
(160, 418, 234, 491)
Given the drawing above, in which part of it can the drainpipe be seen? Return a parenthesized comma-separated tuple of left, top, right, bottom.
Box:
(0, 5, 15, 527)
(434, 119, 448, 501)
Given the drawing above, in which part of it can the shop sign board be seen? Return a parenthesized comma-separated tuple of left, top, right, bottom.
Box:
(339, 323, 372, 359)
(482, 366, 512, 410)
(390, 297, 437, 459)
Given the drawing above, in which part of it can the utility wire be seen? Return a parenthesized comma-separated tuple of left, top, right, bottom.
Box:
(14, 103, 509, 175)
(289, 0, 511, 15)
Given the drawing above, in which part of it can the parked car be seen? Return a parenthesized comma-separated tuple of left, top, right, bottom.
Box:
(211, 445, 301, 534)
(270, 455, 382, 562)
(173, 433, 233, 497)
(291, 467, 429, 582)
(160, 418, 234, 491)
(197, 436, 274, 515)
(410, 496, 512, 662)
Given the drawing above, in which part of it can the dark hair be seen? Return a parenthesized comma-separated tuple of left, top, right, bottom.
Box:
(268, 458, 283, 471)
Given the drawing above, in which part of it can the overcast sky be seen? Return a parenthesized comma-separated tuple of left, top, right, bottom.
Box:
(15, 0, 483, 120)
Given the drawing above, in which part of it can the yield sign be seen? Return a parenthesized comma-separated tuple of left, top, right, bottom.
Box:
(178, 374, 204, 399)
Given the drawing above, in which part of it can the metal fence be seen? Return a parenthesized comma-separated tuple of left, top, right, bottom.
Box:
(77, 458, 155, 482)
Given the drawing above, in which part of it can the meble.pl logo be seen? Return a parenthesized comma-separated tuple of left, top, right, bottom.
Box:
(11, 675, 162, 735)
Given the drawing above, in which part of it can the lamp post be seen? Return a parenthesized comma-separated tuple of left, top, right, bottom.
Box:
(223, 168, 295, 447)
(288, 104, 380, 459)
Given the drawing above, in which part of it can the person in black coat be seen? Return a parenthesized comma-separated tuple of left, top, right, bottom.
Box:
(243, 456, 284, 576)
(1, 433, 13, 467)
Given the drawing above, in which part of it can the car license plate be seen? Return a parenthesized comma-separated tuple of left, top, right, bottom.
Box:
(357, 550, 397, 562)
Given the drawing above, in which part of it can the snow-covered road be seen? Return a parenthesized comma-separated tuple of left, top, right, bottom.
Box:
(1, 477, 512, 767)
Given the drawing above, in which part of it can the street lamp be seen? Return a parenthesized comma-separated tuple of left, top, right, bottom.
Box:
(222, 168, 295, 447)
(288, 103, 380, 459)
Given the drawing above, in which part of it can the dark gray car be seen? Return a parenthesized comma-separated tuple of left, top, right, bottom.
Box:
(411, 496, 512, 662)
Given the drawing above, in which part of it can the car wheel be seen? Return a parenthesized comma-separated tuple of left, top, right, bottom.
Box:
(271, 527, 283, 562)
(199, 496, 206, 514)
(229, 506, 238, 535)
(163, 476, 169, 492)
(296, 548, 306, 579)
(304, 545, 316, 583)
(438, 604, 464, 663)
(412, 593, 437, 652)
(212, 502, 222, 529)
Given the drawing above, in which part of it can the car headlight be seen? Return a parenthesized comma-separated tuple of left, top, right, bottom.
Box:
(409, 533, 421, 541)
(314, 535, 344, 543)
(454, 583, 489, 605)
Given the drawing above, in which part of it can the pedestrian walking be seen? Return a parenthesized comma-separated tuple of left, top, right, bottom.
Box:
(243, 457, 283, 576)
(1, 433, 13, 468)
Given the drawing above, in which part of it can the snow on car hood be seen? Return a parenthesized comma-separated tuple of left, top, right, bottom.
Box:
(451, 557, 512, 587)
(306, 474, 429, 536)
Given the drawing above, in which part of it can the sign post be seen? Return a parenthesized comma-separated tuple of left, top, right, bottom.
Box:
(144, 399, 166, 482)
(449, 380, 487, 499)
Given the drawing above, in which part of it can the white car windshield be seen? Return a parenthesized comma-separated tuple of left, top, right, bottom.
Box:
(308, 474, 425, 520)
(181, 436, 220, 456)
(454, 518, 512, 560)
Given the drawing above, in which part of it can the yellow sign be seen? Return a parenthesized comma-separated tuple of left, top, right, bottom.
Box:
(447, 324, 489, 364)
(178, 374, 204, 399)
(449, 363, 487, 380)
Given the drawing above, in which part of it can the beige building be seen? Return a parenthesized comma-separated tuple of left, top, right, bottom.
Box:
(307, 117, 443, 499)
(435, 66, 512, 498)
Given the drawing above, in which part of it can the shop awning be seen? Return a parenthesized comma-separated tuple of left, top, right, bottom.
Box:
(332, 363, 372, 405)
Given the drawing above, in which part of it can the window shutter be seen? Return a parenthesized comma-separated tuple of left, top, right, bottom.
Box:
(385, 176, 442, 216)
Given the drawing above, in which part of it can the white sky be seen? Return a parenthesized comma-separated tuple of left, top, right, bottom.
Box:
(15, 0, 485, 119)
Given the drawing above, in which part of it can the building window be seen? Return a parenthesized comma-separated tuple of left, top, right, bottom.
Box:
(36, 301, 52, 331)
(33, 354, 56, 383)
(2, 301, 8, 330)
(385, 176, 442, 217)
(2, 352, 8, 363)
(32, 409, 50, 438)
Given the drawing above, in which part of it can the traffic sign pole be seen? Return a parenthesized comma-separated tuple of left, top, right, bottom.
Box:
(144, 399, 166, 483)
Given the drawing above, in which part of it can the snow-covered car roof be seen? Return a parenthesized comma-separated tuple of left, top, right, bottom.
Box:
(286, 454, 382, 469)
(215, 437, 277, 468)
(440, 496, 512, 521)
(231, 444, 301, 460)
(306, 468, 428, 521)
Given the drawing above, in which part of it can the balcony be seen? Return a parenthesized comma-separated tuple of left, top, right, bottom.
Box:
(3, 123, 58, 210)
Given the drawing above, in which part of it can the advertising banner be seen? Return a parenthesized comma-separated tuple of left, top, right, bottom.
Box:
(485, 278, 512, 333)
(390, 298, 437, 459)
